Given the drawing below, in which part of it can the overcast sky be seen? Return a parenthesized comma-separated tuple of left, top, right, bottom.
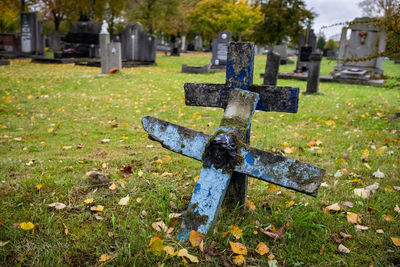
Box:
(303, 0, 363, 39)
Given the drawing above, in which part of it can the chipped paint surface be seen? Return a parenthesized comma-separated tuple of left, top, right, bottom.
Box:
(142, 116, 209, 161)
(235, 147, 325, 196)
(251, 85, 299, 113)
(186, 166, 232, 234)
(226, 42, 254, 91)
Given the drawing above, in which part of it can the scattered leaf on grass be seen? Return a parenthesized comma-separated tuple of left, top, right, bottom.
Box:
(268, 260, 278, 267)
(168, 213, 181, 219)
(395, 205, 400, 214)
(35, 184, 42, 190)
(163, 246, 175, 256)
(189, 230, 205, 247)
(373, 169, 385, 178)
(0, 241, 9, 247)
(255, 242, 270, 255)
(62, 223, 68, 235)
(90, 205, 104, 212)
(376, 229, 384, 234)
(285, 200, 295, 208)
(325, 203, 341, 212)
(230, 225, 243, 239)
(152, 221, 168, 232)
(20, 222, 34, 230)
(233, 254, 245, 266)
(347, 212, 361, 224)
(246, 200, 256, 211)
(118, 195, 130, 206)
(84, 198, 93, 204)
(355, 225, 369, 230)
(177, 248, 199, 263)
(284, 147, 296, 154)
(229, 241, 247, 255)
(391, 237, 400, 246)
(48, 202, 66, 210)
(338, 244, 350, 253)
(98, 253, 118, 262)
(384, 214, 394, 221)
(339, 232, 352, 239)
(260, 225, 285, 240)
(342, 201, 354, 208)
(147, 236, 164, 256)
(109, 183, 117, 190)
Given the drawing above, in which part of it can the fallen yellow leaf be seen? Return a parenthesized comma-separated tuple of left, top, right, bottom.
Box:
(284, 146, 296, 154)
(84, 198, 93, 204)
(255, 242, 270, 255)
(246, 200, 256, 211)
(109, 183, 117, 190)
(189, 230, 205, 247)
(229, 241, 247, 255)
(20, 222, 34, 231)
(90, 205, 104, 212)
(325, 120, 334, 126)
(98, 253, 118, 262)
(285, 200, 295, 208)
(347, 212, 361, 224)
(230, 225, 243, 239)
(384, 214, 394, 222)
(147, 236, 164, 256)
(233, 254, 245, 266)
(325, 203, 341, 212)
(35, 184, 42, 190)
(391, 237, 400, 246)
(118, 195, 130, 206)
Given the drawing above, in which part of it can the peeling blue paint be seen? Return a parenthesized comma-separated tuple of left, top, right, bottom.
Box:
(194, 183, 201, 194)
(245, 153, 255, 165)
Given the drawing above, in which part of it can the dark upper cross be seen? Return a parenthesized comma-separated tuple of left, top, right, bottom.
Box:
(142, 42, 325, 239)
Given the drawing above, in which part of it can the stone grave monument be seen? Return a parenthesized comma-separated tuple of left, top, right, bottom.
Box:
(99, 21, 122, 74)
(142, 42, 325, 239)
(304, 52, 322, 94)
(194, 35, 202, 51)
(273, 44, 293, 65)
(295, 27, 316, 73)
(120, 22, 156, 66)
(0, 59, 10, 65)
(211, 31, 232, 69)
(20, 12, 45, 56)
(48, 30, 61, 52)
(260, 50, 280, 86)
(170, 36, 181, 56)
(331, 17, 387, 81)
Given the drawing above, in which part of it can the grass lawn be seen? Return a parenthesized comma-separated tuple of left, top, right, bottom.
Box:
(0, 52, 399, 266)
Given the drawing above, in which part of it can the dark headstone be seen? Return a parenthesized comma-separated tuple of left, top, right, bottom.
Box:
(48, 30, 61, 52)
(262, 51, 280, 86)
(194, 35, 202, 51)
(305, 52, 323, 94)
(295, 28, 317, 73)
(211, 31, 232, 67)
(121, 22, 156, 63)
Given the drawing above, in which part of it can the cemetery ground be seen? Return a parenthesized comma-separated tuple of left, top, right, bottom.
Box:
(0, 53, 399, 266)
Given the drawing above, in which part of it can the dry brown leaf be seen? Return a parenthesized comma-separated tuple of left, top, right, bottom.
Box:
(90, 205, 104, 212)
(255, 242, 270, 255)
(163, 246, 175, 255)
(109, 183, 117, 190)
(229, 241, 247, 255)
(338, 244, 350, 253)
(167, 218, 178, 234)
(189, 230, 205, 247)
(339, 232, 352, 239)
(0, 241, 9, 247)
(325, 203, 341, 212)
(62, 223, 68, 235)
(355, 224, 369, 230)
(260, 225, 285, 240)
(152, 221, 168, 232)
(230, 225, 243, 239)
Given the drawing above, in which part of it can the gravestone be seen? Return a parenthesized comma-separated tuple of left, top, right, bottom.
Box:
(20, 12, 45, 56)
(332, 17, 387, 79)
(194, 35, 202, 51)
(120, 22, 156, 64)
(182, 64, 210, 74)
(48, 30, 61, 52)
(295, 28, 317, 73)
(211, 31, 232, 69)
(262, 50, 280, 86)
(142, 42, 325, 239)
(395, 60, 400, 64)
(99, 21, 122, 74)
(273, 44, 293, 65)
(170, 36, 181, 56)
(0, 34, 20, 53)
(304, 52, 322, 94)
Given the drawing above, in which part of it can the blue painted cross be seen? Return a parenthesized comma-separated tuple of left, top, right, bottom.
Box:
(142, 42, 325, 239)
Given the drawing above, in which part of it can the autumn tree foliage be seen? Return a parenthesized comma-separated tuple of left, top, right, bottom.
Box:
(252, 0, 314, 45)
(188, 0, 263, 42)
(0, 0, 21, 33)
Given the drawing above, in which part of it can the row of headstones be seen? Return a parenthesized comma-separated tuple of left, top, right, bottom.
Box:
(99, 21, 122, 74)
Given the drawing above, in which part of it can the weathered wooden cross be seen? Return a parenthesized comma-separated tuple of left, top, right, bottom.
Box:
(142, 42, 325, 240)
